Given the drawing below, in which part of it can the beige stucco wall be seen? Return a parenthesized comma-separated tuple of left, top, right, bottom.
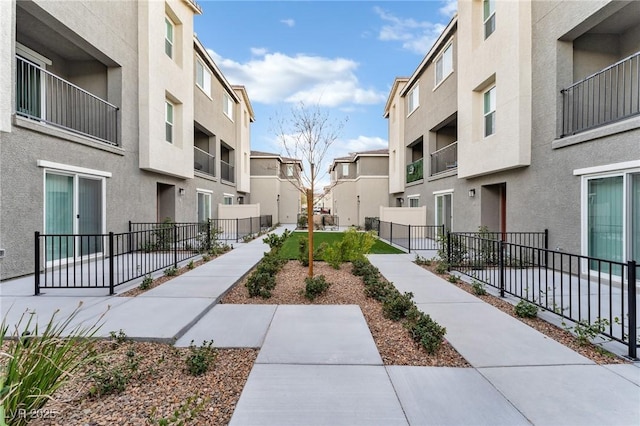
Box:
(235, 88, 251, 194)
(0, 1, 13, 133)
(380, 206, 427, 226)
(218, 203, 260, 220)
(138, 0, 195, 179)
(388, 80, 407, 194)
(457, 0, 532, 178)
(250, 176, 300, 224)
(357, 177, 389, 225)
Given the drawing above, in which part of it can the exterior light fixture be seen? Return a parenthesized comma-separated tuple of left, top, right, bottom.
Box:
(468, 189, 476, 197)
(179, 188, 185, 196)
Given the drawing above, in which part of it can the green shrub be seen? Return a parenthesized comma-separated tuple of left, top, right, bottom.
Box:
(437, 233, 467, 265)
(568, 318, 609, 346)
(314, 241, 329, 260)
(298, 236, 309, 266)
(139, 274, 153, 290)
(351, 258, 370, 275)
(447, 274, 458, 283)
(263, 230, 291, 250)
(246, 271, 276, 298)
(471, 280, 487, 296)
(414, 254, 432, 266)
(187, 260, 195, 270)
(164, 267, 178, 277)
(340, 228, 376, 262)
(405, 311, 447, 354)
(89, 348, 139, 397)
(434, 262, 449, 275)
(323, 243, 344, 269)
(0, 305, 102, 425)
(304, 275, 331, 300)
(185, 340, 217, 376)
(382, 291, 414, 321)
(514, 300, 538, 318)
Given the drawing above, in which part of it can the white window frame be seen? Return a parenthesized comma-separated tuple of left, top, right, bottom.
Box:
(286, 163, 294, 177)
(484, 86, 496, 137)
(195, 58, 212, 97)
(223, 193, 234, 205)
(408, 195, 420, 208)
(435, 43, 453, 87)
(165, 100, 174, 143)
(407, 84, 419, 115)
(223, 94, 234, 121)
(434, 191, 454, 230)
(197, 190, 212, 222)
(342, 163, 349, 177)
(165, 17, 174, 59)
(483, 0, 496, 39)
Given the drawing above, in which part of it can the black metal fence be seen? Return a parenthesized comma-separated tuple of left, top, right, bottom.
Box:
(367, 218, 443, 252)
(34, 215, 272, 295)
(446, 232, 637, 359)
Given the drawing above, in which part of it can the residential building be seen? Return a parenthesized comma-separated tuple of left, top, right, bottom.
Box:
(385, 0, 640, 267)
(329, 149, 389, 227)
(0, 0, 254, 280)
(250, 151, 302, 224)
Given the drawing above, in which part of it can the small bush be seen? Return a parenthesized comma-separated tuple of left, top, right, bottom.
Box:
(471, 280, 487, 296)
(187, 260, 195, 270)
(90, 348, 139, 397)
(263, 230, 291, 250)
(246, 271, 276, 298)
(304, 275, 331, 300)
(447, 274, 458, 283)
(201, 254, 211, 262)
(514, 300, 538, 318)
(185, 340, 217, 376)
(139, 274, 153, 290)
(109, 329, 128, 346)
(434, 262, 449, 275)
(351, 258, 370, 275)
(164, 267, 178, 277)
(414, 254, 432, 266)
(382, 291, 414, 321)
(405, 312, 447, 354)
(314, 241, 329, 260)
(569, 318, 610, 346)
(298, 236, 309, 267)
(323, 243, 344, 269)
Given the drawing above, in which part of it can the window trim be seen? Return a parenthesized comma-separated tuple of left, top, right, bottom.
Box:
(165, 100, 174, 143)
(435, 42, 453, 88)
(197, 191, 212, 222)
(483, 86, 496, 138)
(286, 163, 294, 177)
(483, 0, 496, 39)
(407, 194, 420, 208)
(195, 58, 212, 97)
(407, 84, 420, 116)
(223, 193, 234, 205)
(223, 94, 234, 121)
(165, 16, 174, 59)
(342, 163, 349, 177)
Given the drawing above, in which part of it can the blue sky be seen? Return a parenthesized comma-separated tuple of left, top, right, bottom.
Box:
(194, 0, 457, 185)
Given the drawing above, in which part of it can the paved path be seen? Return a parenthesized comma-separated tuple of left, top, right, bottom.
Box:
(1, 228, 639, 425)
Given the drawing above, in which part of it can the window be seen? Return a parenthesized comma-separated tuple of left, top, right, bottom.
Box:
(165, 17, 174, 58)
(484, 86, 496, 137)
(342, 163, 349, 177)
(223, 194, 234, 205)
(407, 84, 419, 114)
(197, 192, 212, 223)
(286, 164, 294, 177)
(223, 94, 234, 120)
(165, 100, 174, 143)
(409, 197, 420, 208)
(435, 192, 453, 231)
(483, 0, 495, 39)
(195, 59, 211, 95)
(45, 171, 104, 261)
(435, 43, 453, 86)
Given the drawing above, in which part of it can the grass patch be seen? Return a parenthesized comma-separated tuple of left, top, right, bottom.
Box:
(279, 231, 403, 259)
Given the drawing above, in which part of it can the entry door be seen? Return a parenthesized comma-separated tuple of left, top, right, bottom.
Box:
(435, 193, 453, 231)
(45, 173, 103, 261)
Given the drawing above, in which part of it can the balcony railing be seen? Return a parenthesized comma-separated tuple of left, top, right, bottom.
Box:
(406, 158, 423, 183)
(16, 56, 119, 145)
(194, 146, 215, 177)
(430, 141, 457, 176)
(221, 160, 235, 183)
(561, 51, 640, 137)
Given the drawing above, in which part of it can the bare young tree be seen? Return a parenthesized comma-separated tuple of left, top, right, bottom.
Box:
(272, 102, 347, 277)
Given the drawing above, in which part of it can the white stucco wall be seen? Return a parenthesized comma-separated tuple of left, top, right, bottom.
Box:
(218, 203, 260, 220)
(380, 206, 427, 226)
(0, 0, 14, 133)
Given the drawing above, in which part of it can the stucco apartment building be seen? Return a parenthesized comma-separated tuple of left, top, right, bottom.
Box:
(386, 0, 640, 266)
(329, 149, 389, 228)
(250, 151, 302, 225)
(0, 0, 253, 280)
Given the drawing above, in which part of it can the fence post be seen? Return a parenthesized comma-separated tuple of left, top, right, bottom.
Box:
(544, 228, 549, 267)
(499, 240, 505, 297)
(173, 224, 178, 269)
(446, 231, 451, 272)
(390, 222, 394, 247)
(408, 225, 412, 253)
(628, 260, 637, 360)
(34, 231, 40, 295)
(236, 218, 240, 243)
(108, 232, 115, 295)
(207, 219, 212, 252)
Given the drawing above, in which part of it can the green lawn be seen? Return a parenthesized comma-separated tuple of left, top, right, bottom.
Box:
(278, 231, 404, 259)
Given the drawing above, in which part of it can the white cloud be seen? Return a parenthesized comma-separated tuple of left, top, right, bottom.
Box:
(342, 135, 388, 153)
(374, 6, 447, 55)
(280, 18, 295, 27)
(206, 48, 386, 107)
(439, 0, 458, 18)
(250, 47, 268, 56)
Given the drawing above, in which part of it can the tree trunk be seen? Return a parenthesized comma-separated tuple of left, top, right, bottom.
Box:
(307, 187, 314, 277)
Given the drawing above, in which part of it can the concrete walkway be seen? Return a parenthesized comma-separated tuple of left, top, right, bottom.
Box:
(1, 227, 639, 425)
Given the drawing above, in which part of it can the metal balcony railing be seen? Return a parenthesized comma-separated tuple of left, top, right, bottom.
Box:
(561, 51, 640, 137)
(430, 141, 457, 176)
(221, 160, 235, 183)
(16, 56, 119, 145)
(406, 157, 423, 183)
(194, 146, 215, 177)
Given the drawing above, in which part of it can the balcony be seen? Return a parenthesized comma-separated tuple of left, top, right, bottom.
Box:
(194, 146, 215, 177)
(15, 56, 119, 145)
(430, 142, 457, 176)
(221, 160, 235, 183)
(561, 51, 640, 137)
(406, 158, 423, 183)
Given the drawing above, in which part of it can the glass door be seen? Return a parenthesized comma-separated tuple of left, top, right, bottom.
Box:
(436, 193, 452, 231)
(45, 174, 74, 261)
(587, 176, 623, 274)
(78, 177, 103, 256)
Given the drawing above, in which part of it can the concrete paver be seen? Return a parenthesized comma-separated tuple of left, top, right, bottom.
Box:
(175, 304, 277, 348)
(138, 275, 237, 299)
(387, 366, 531, 425)
(603, 363, 640, 386)
(256, 305, 382, 365)
(229, 364, 408, 426)
(479, 365, 640, 426)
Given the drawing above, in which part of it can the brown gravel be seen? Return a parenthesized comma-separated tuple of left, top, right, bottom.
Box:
(223, 261, 470, 367)
(419, 262, 630, 365)
(28, 341, 257, 426)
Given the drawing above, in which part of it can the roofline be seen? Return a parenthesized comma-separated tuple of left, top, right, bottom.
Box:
(182, 0, 203, 15)
(383, 77, 409, 117)
(193, 36, 240, 103)
(232, 85, 255, 122)
(330, 150, 389, 170)
(250, 152, 303, 165)
(400, 14, 458, 97)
